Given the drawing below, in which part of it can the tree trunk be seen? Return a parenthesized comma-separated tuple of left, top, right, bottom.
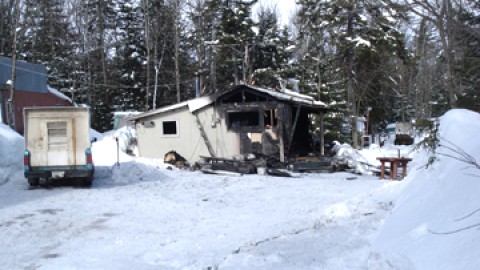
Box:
(210, 29, 217, 92)
(407, 0, 460, 109)
(143, 0, 151, 110)
(346, 2, 358, 148)
(7, 0, 20, 130)
(174, 0, 181, 103)
(444, 0, 458, 108)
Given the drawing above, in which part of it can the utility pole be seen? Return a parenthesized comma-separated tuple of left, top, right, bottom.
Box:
(7, 0, 20, 130)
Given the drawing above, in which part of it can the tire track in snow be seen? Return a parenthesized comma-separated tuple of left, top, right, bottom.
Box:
(208, 188, 397, 270)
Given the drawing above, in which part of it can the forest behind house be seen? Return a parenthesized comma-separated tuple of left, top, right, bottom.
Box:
(0, 0, 479, 147)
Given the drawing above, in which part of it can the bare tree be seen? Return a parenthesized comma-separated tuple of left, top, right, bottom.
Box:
(403, 0, 465, 109)
(174, 0, 182, 102)
(7, 0, 20, 130)
(143, 0, 151, 109)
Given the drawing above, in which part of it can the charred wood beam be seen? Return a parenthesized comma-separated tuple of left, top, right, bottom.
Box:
(221, 102, 280, 111)
(320, 111, 325, 156)
(278, 105, 285, 162)
(288, 105, 302, 153)
(194, 113, 216, 157)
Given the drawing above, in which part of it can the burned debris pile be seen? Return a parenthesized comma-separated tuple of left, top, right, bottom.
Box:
(195, 154, 292, 177)
(164, 142, 384, 177)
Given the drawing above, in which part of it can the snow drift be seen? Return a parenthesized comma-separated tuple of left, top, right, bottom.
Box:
(0, 123, 24, 185)
(369, 109, 480, 270)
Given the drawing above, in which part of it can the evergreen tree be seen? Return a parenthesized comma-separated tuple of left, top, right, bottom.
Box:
(456, 3, 480, 112)
(215, 0, 257, 89)
(296, 0, 409, 146)
(186, 0, 220, 95)
(145, 0, 178, 107)
(78, 0, 118, 131)
(250, 6, 284, 88)
(0, 0, 15, 56)
(114, 1, 147, 112)
(0, 0, 477, 136)
(20, 0, 74, 91)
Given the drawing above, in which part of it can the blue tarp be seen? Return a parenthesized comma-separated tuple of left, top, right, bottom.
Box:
(0, 55, 48, 93)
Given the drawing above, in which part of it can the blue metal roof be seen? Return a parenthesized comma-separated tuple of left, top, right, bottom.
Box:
(0, 55, 48, 93)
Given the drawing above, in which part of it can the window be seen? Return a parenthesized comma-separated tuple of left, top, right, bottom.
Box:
(264, 109, 277, 128)
(47, 121, 68, 149)
(162, 120, 178, 136)
(227, 111, 262, 132)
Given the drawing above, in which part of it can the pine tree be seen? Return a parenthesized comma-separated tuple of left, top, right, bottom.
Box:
(455, 3, 480, 112)
(0, 0, 15, 55)
(76, 0, 118, 131)
(145, 0, 177, 107)
(296, 0, 409, 146)
(250, 6, 284, 88)
(114, 1, 147, 112)
(20, 0, 74, 91)
(215, 0, 257, 89)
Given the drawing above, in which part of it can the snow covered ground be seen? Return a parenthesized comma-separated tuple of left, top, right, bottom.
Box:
(1, 109, 479, 269)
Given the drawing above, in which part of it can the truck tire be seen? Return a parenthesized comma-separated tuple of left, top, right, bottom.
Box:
(83, 177, 93, 187)
(28, 178, 39, 186)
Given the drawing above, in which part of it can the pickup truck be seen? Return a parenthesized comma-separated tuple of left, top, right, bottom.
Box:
(23, 107, 94, 186)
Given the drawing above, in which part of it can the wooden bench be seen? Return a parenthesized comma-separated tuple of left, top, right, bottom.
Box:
(376, 157, 412, 180)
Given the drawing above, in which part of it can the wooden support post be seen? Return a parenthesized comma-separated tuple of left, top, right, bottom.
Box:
(194, 113, 216, 157)
(288, 105, 302, 152)
(319, 111, 325, 156)
(278, 105, 285, 163)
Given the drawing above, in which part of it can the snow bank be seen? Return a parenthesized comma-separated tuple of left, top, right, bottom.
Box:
(369, 109, 480, 270)
(0, 123, 23, 185)
(332, 142, 412, 175)
(91, 133, 168, 186)
(332, 142, 373, 174)
(108, 160, 169, 186)
(90, 128, 104, 142)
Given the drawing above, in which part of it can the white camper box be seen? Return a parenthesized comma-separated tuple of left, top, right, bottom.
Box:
(23, 107, 94, 186)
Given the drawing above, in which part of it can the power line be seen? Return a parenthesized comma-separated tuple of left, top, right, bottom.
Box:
(71, 80, 196, 90)
(1, 59, 195, 91)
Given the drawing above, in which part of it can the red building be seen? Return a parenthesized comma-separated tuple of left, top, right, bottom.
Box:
(0, 56, 73, 134)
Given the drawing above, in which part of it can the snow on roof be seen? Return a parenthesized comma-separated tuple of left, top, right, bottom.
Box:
(246, 85, 327, 108)
(187, 95, 215, 112)
(113, 111, 142, 117)
(127, 101, 190, 121)
(47, 86, 73, 104)
(129, 85, 326, 121)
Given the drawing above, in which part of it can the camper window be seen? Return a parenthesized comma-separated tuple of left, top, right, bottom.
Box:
(47, 121, 68, 149)
(162, 120, 178, 136)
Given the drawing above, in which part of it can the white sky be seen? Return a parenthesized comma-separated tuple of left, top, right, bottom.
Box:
(254, 0, 298, 26)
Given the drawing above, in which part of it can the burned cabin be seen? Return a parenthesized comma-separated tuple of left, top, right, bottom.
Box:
(129, 84, 327, 164)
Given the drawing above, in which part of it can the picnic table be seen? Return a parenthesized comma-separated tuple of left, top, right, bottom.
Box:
(376, 157, 413, 180)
